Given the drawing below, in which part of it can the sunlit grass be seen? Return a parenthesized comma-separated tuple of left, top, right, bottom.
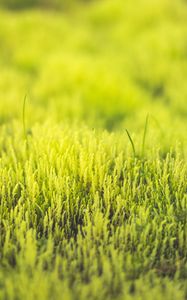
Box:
(0, 0, 187, 299)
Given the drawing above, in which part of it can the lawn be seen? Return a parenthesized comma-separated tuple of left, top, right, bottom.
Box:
(0, 0, 187, 299)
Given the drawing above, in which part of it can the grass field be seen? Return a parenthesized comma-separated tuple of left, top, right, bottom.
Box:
(0, 0, 187, 299)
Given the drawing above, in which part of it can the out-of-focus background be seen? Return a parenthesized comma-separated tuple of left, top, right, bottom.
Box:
(0, 0, 91, 9)
(0, 0, 187, 144)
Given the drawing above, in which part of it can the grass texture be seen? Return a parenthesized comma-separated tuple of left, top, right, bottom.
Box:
(0, 0, 187, 299)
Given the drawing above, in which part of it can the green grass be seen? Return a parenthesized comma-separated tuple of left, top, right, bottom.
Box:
(0, 0, 187, 299)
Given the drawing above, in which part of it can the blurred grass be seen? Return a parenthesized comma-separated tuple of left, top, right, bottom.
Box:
(0, 0, 92, 10)
(0, 0, 187, 138)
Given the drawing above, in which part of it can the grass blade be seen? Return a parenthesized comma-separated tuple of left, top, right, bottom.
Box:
(126, 129, 136, 158)
(141, 114, 149, 157)
(23, 94, 27, 140)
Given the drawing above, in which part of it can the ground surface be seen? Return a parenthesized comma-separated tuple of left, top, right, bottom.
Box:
(0, 0, 187, 299)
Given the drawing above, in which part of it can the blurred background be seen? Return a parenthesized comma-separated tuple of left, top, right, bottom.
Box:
(0, 0, 187, 146)
(0, 0, 92, 9)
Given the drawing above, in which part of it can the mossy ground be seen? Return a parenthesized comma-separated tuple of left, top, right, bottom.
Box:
(0, 0, 187, 299)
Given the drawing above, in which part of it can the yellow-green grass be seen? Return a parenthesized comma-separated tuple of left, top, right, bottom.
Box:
(0, 0, 187, 299)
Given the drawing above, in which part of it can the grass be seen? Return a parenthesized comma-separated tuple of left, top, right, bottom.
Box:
(125, 129, 136, 158)
(22, 95, 27, 140)
(0, 0, 187, 299)
(141, 115, 149, 158)
(0, 124, 187, 300)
